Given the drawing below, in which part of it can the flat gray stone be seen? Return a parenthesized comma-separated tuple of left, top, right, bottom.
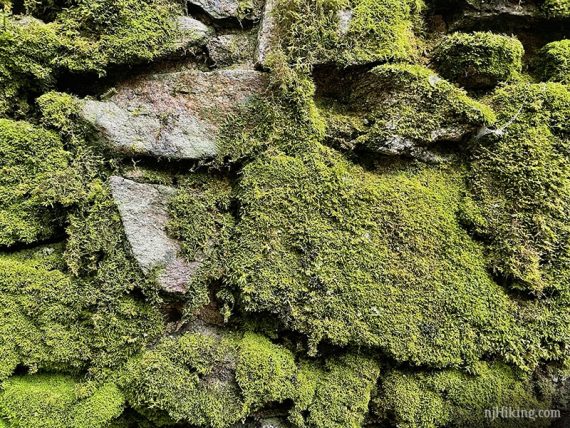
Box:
(255, 0, 276, 67)
(175, 16, 214, 49)
(109, 176, 199, 293)
(81, 69, 269, 159)
(189, 0, 263, 20)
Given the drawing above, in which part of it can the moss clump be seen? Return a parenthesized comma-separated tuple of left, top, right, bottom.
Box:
(123, 329, 379, 427)
(291, 354, 380, 428)
(377, 363, 551, 428)
(121, 330, 246, 427)
(168, 174, 234, 309)
(273, 0, 424, 66)
(542, 0, 570, 17)
(0, 118, 73, 246)
(236, 332, 299, 408)
(433, 32, 524, 89)
(0, 374, 124, 428)
(463, 82, 570, 294)
(0, 17, 60, 116)
(0, 0, 179, 114)
(537, 40, 570, 84)
(321, 64, 495, 154)
(226, 144, 528, 367)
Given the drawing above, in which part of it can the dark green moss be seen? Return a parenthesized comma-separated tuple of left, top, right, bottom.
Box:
(377, 363, 552, 427)
(0, 374, 124, 427)
(542, 0, 570, 17)
(321, 63, 495, 153)
(433, 32, 524, 89)
(537, 40, 570, 84)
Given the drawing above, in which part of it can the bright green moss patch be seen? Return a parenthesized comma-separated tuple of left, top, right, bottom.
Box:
(537, 40, 570, 84)
(0, 118, 71, 246)
(433, 32, 524, 89)
(123, 329, 379, 427)
(463, 82, 570, 293)
(122, 330, 246, 427)
(321, 64, 495, 154)
(272, 0, 423, 66)
(291, 354, 380, 428)
(377, 363, 551, 427)
(226, 144, 527, 367)
(0, 17, 59, 116)
(0, 374, 124, 428)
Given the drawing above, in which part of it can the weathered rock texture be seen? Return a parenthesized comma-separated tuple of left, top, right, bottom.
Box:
(81, 69, 269, 159)
(189, 0, 264, 20)
(109, 176, 198, 293)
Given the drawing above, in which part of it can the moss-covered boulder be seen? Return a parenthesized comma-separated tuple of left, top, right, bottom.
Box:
(0, 375, 124, 428)
(463, 82, 570, 293)
(257, 0, 424, 67)
(537, 40, 570, 84)
(433, 32, 524, 89)
(226, 144, 528, 367)
(0, 119, 72, 247)
(376, 363, 552, 428)
(320, 64, 495, 157)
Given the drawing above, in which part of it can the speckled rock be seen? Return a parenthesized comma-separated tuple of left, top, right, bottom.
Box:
(189, 0, 264, 20)
(80, 69, 269, 159)
(109, 176, 199, 293)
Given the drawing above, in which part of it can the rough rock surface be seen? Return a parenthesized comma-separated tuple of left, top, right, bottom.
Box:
(109, 176, 199, 293)
(189, 0, 264, 20)
(81, 69, 269, 159)
(255, 0, 276, 67)
(208, 32, 257, 67)
(175, 16, 214, 49)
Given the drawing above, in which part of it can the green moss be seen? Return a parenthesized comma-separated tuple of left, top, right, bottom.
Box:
(0, 118, 73, 246)
(272, 0, 423, 66)
(321, 63, 495, 153)
(377, 363, 551, 427)
(123, 329, 379, 427)
(168, 174, 234, 309)
(463, 82, 570, 294)
(537, 40, 570, 84)
(292, 354, 380, 428)
(37, 91, 82, 138)
(121, 331, 246, 428)
(542, 0, 570, 17)
(226, 144, 531, 367)
(0, 17, 60, 116)
(433, 32, 524, 89)
(0, 374, 124, 427)
(236, 332, 298, 408)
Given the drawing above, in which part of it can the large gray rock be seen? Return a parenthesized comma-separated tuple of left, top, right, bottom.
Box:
(189, 0, 264, 20)
(109, 176, 199, 293)
(175, 16, 214, 49)
(81, 69, 269, 159)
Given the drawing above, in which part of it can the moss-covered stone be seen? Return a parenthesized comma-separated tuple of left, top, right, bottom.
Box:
(537, 40, 570, 84)
(225, 143, 530, 367)
(463, 82, 570, 294)
(0, 119, 72, 246)
(168, 174, 235, 309)
(433, 32, 524, 89)
(377, 363, 552, 428)
(269, 0, 424, 66)
(320, 64, 495, 155)
(0, 374, 124, 428)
